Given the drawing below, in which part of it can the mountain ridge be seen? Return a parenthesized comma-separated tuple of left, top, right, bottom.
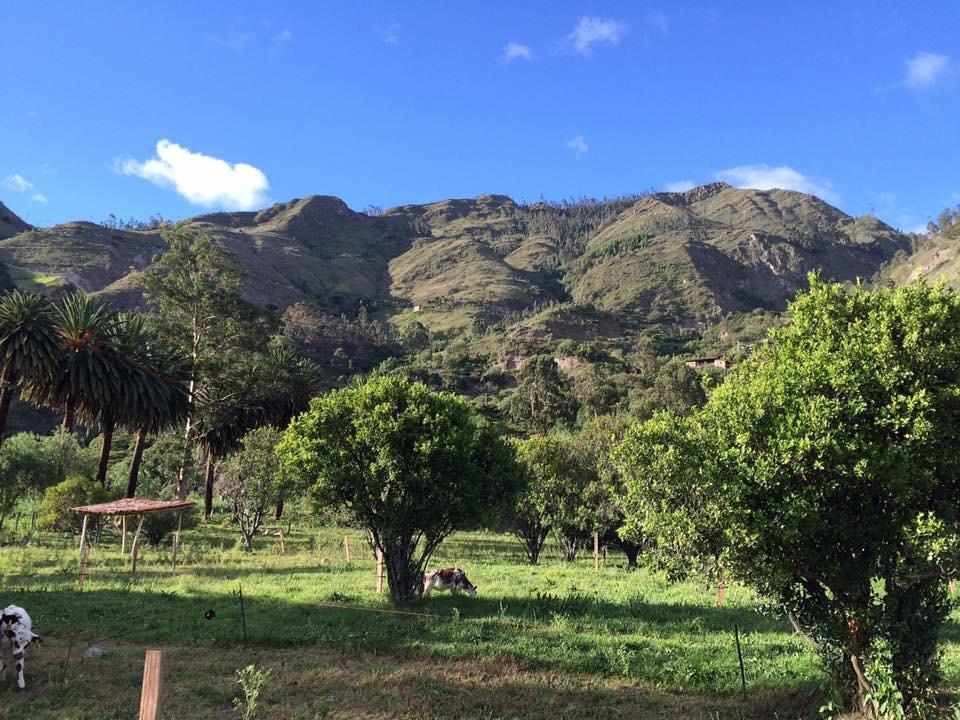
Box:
(0, 185, 914, 338)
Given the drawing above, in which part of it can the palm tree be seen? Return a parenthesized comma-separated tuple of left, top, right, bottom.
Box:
(0, 290, 60, 447)
(109, 314, 189, 497)
(24, 292, 119, 429)
(194, 340, 321, 519)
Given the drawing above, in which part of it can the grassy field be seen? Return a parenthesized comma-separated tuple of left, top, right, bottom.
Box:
(0, 520, 956, 719)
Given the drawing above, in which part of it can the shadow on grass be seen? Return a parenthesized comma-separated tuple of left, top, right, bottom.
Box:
(1, 581, 827, 698)
(0, 639, 829, 720)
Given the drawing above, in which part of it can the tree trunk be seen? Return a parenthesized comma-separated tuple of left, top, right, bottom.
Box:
(620, 541, 641, 569)
(95, 411, 115, 487)
(175, 416, 194, 500)
(0, 367, 17, 448)
(62, 399, 75, 432)
(384, 546, 418, 604)
(274, 488, 285, 522)
(203, 454, 216, 520)
(125, 428, 147, 498)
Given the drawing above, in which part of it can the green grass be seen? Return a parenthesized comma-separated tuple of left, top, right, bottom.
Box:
(1, 521, 956, 718)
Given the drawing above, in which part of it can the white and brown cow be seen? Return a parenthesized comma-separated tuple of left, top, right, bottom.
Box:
(423, 568, 477, 597)
(1, 605, 41, 690)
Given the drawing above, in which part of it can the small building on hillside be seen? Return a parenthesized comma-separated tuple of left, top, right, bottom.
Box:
(685, 355, 729, 370)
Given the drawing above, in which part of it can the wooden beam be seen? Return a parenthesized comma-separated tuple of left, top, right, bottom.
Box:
(593, 532, 600, 572)
(78, 544, 90, 587)
(171, 511, 183, 570)
(121, 515, 127, 555)
(138, 649, 165, 720)
(78, 514, 90, 558)
(130, 514, 145, 576)
(343, 536, 351, 563)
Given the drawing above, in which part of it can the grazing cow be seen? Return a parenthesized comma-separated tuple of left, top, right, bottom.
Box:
(1, 605, 41, 690)
(423, 568, 477, 597)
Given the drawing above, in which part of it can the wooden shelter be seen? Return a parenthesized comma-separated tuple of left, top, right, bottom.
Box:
(70, 498, 195, 576)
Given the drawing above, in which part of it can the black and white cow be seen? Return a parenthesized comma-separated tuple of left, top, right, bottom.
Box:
(1, 605, 41, 690)
(423, 568, 477, 597)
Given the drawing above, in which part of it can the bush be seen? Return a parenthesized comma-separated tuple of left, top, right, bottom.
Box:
(142, 507, 197, 546)
(39, 476, 111, 533)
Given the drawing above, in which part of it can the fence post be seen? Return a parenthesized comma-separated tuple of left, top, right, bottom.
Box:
(376, 547, 384, 594)
(278, 529, 285, 554)
(343, 536, 351, 563)
(717, 582, 726, 607)
(593, 532, 600, 572)
(138, 649, 165, 720)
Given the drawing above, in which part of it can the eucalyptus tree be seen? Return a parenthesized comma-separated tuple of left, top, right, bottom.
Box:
(140, 224, 269, 499)
(0, 290, 60, 446)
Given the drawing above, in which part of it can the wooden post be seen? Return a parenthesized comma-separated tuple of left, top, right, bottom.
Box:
(951, 579, 957, 594)
(343, 536, 351, 563)
(78, 514, 90, 558)
(138, 649, 165, 720)
(376, 547, 384, 594)
(593, 532, 600, 572)
(278, 529, 285, 554)
(130, 514, 145, 576)
(238, 583, 248, 647)
(717, 582, 726, 607)
(121, 515, 127, 555)
(171, 511, 183, 570)
(78, 543, 90, 587)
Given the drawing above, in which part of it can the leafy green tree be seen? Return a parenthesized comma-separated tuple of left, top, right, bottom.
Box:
(629, 358, 706, 419)
(279, 375, 518, 603)
(39, 475, 111, 533)
(508, 355, 577, 433)
(0, 290, 60, 447)
(221, 426, 284, 552)
(510, 435, 565, 565)
(619, 278, 960, 710)
(614, 411, 726, 579)
(0, 433, 56, 533)
(511, 432, 598, 562)
(140, 224, 269, 499)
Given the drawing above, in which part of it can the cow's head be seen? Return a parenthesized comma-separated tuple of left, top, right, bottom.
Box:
(1, 612, 20, 638)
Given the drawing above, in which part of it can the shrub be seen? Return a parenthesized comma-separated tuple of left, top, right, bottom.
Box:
(39, 476, 111, 533)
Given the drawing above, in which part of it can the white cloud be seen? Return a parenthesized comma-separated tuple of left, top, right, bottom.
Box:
(905, 51, 951, 90)
(568, 16, 627, 56)
(503, 42, 532, 62)
(117, 139, 269, 210)
(665, 179, 695, 193)
(565, 135, 588, 158)
(30, 193, 47, 204)
(2, 174, 34, 192)
(716, 164, 840, 204)
(275, 28, 293, 43)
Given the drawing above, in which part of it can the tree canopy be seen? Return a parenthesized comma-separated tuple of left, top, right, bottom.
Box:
(279, 374, 519, 603)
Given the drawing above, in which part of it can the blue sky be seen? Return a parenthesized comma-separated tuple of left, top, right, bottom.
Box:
(2, 1, 958, 232)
